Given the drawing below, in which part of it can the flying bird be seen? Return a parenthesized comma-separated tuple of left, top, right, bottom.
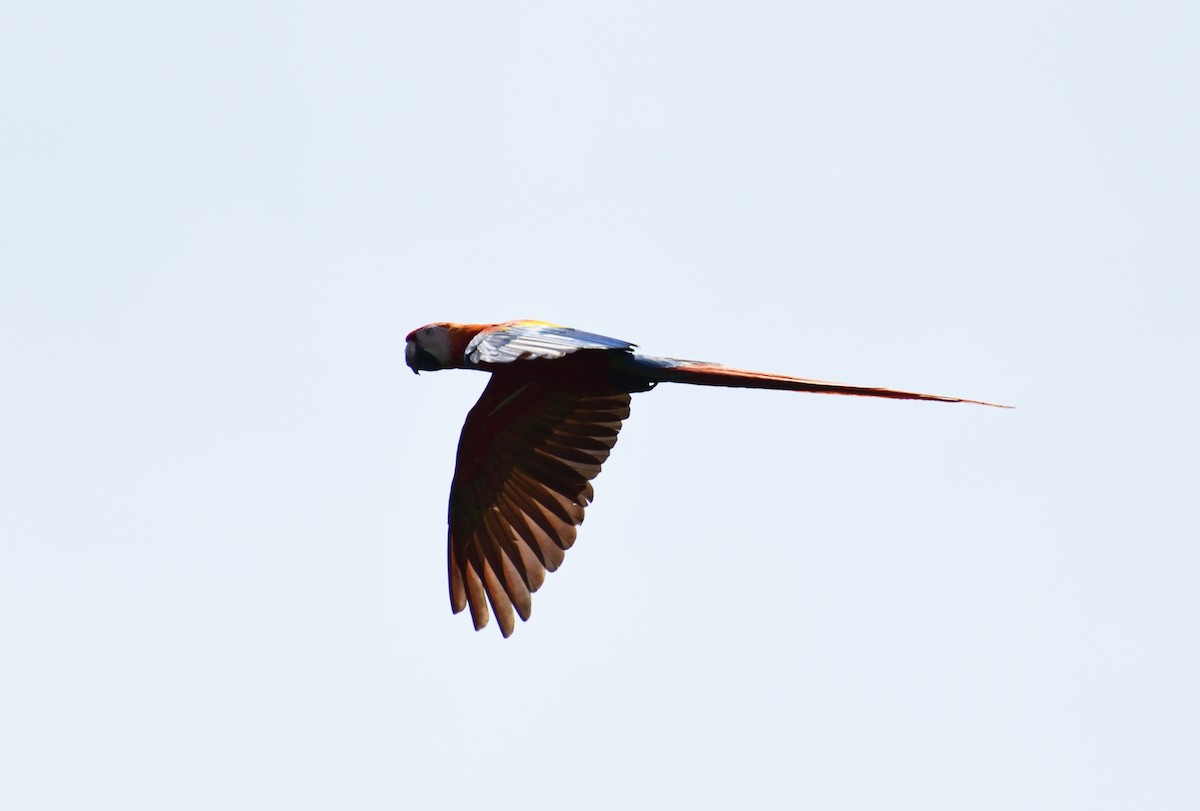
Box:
(406, 319, 1008, 637)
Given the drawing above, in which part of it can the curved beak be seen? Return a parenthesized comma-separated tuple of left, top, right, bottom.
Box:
(406, 339, 442, 373)
(405, 340, 420, 374)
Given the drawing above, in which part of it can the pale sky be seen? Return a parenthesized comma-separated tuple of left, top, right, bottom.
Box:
(2, 2, 1198, 809)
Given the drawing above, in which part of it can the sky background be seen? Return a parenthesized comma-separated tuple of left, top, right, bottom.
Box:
(2, 2, 1198, 809)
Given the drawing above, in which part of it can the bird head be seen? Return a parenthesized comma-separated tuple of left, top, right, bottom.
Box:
(405, 323, 458, 373)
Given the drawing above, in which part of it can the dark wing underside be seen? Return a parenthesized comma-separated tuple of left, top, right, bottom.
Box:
(448, 375, 631, 636)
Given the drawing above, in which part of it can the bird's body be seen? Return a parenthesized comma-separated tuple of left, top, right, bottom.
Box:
(406, 319, 1007, 636)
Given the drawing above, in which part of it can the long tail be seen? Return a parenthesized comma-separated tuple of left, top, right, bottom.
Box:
(627, 354, 1011, 408)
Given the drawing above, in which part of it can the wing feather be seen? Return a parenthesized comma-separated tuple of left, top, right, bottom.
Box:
(462, 544, 490, 631)
(508, 468, 586, 527)
(448, 534, 467, 614)
(476, 546, 515, 637)
(503, 470, 578, 543)
(491, 495, 549, 592)
(495, 487, 566, 571)
(479, 506, 534, 620)
(500, 489, 568, 569)
(466, 322, 637, 366)
(448, 376, 631, 636)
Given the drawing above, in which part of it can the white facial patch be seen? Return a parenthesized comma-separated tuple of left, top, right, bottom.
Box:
(417, 324, 456, 366)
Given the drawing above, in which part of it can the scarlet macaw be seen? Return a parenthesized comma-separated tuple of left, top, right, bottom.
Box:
(406, 319, 1007, 637)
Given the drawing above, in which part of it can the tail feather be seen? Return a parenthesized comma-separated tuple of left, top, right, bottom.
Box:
(629, 355, 1011, 409)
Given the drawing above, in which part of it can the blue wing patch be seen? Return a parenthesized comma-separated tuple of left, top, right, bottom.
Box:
(466, 321, 637, 365)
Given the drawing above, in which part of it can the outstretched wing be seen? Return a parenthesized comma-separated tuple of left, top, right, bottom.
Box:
(465, 321, 637, 366)
(448, 375, 631, 636)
